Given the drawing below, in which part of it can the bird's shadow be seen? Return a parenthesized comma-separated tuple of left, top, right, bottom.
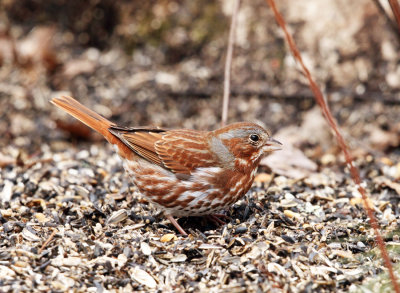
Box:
(160, 202, 259, 235)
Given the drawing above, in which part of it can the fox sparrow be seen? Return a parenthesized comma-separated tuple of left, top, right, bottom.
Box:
(51, 96, 282, 235)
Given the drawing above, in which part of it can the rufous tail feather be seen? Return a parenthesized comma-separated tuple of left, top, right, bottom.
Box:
(51, 96, 133, 159)
(51, 96, 116, 140)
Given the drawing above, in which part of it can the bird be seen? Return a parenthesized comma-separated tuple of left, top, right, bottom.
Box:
(51, 96, 282, 235)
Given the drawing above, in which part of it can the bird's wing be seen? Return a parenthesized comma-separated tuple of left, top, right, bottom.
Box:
(109, 126, 166, 167)
(155, 130, 216, 174)
(109, 127, 216, 174)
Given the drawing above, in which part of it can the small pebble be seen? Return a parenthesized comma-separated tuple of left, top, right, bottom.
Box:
(235, 226, 248, 234)
(357, 242, 366, 249)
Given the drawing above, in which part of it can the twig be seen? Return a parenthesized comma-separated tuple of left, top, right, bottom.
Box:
(389, 0, 400, 32)
(372, 0, 400, 42)
(265, 0, 400, 292)
(221, 0, 241, 126)
(39, 229, 57, 254)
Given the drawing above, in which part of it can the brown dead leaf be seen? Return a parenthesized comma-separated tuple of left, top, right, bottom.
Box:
(261, 144, 318, 179)
(261, 106, 336, 178)
(374, 176, 400, 196)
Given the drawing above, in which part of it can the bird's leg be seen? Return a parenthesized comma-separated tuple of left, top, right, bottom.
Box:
(166, 214, 188, 236)
(213, 213, 230, 220)
(208, 213, 231, 226)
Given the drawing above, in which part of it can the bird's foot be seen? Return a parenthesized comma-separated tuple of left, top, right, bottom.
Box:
(207, 213, 231, 226)
(166, 214, 188, 236)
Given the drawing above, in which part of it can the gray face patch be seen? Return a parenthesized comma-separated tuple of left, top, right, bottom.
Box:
(209, 136, 235, 168)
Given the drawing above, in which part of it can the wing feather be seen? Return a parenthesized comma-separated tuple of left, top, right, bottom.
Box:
(155, 130, 216, 174)
(109, 128, 165, 166)
(109, 127, 218, 175)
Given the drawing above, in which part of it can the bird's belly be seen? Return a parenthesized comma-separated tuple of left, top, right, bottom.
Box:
(122, 159, 254, 217)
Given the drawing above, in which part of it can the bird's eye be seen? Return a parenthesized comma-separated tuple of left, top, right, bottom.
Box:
(249, 134, 259, 142)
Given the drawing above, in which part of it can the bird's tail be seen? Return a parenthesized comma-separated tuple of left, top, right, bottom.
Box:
(51, 96, 118, 144)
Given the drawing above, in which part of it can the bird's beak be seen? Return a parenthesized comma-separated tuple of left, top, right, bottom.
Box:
(263, 137, 282, 152)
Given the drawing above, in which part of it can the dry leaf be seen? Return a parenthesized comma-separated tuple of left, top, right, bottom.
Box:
(374, 176, 400, 196)
(261, 144, 317, 179)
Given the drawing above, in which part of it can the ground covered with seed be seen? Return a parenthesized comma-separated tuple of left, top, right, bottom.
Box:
(1, 1, 400, 292)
